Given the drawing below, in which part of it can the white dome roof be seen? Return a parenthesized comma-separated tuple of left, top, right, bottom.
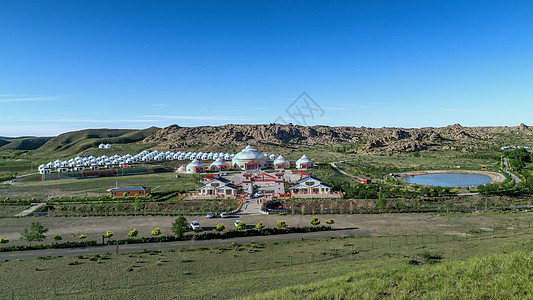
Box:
(274, 155, 289, 164)
(187, 159, 204, 167)
(233, 145, 267, 160)
(296, 155, 313, 164)
(210, 158, 228, 167)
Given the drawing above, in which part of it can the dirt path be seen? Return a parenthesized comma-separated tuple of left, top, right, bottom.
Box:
(0, 228, 362, 260)
(330, 162, 362, 180)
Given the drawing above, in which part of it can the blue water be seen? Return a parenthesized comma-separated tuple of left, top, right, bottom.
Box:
(404, 173, 492, 187)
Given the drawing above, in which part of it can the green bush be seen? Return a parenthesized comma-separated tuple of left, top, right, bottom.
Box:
(277, 221, 287, 228)
(53, 234, 62, 241)
(236, 222, 246, 231)
(311, 217, 320, 226)
(215, 224, 225, 232)
(79, 234, 87, 239)
(193, 227, 204, 233)
(103, 231, 114, 239)
(151, 228, 161, 236)
(255, 221, 265, 230)
(128, 229, 139, 237)
(0, 238, 9, 244)
(0, 240, 97, 252)
(326, 219, 335, 225)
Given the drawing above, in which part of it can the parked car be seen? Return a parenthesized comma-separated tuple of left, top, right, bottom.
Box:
(220, 212, 227, 218)
(234, 220, 242, 227)
(206, 213, 214, 218)
(190, 221, 201, 230)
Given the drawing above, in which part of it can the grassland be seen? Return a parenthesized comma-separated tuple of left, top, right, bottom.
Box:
(248, 251, 533, 299)
(1, 213, 533, 299)
(0, 172, 201, 201)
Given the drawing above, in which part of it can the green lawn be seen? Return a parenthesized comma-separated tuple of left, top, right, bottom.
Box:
(0, 173, 202, 201)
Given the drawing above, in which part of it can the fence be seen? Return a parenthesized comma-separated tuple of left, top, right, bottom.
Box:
(2, 219, 532, 298)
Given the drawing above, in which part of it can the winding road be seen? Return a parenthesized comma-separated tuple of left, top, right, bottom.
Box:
(502, 157, 522, 184)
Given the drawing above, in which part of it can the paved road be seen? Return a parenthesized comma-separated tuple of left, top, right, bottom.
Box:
(15, 203, 46, 217)
(238, 197, 263, 215)
(502, 157, 522, 184)
(0, 228, 363, 260)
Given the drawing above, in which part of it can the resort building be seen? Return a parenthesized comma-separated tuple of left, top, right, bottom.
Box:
(186, 159, 205, 173)
(110, 186, 151, 197)
(232, 145, 268, 170)
(296, 154, 314, 170)
(289, 176, 333, 196)
(273, 155, 290, 170)
(209, 157, 228, 172)
(196, 177, 237, 198)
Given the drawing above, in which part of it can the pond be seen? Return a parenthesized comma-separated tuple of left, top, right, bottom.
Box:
(404, 173, 492, 187)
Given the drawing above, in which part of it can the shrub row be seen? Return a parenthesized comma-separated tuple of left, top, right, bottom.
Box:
(0, 240, 97, 252)
(107, 226, 332, 245)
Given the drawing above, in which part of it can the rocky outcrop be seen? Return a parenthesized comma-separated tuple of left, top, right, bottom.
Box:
(141, 123, 531, 154)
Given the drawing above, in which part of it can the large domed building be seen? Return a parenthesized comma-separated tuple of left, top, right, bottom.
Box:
(232, 145, 267, 171)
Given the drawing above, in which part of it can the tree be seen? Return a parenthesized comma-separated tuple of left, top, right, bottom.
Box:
(0, 238, 9, 244)
(79, 234, 87, 239)
(255, 221, 265, 230)
(310, 217, 320, 226)
(236, 222, 246, 231)
(326, 219, 335, 225)
(128, 229, 139, 237)
(53, 234, 62, 241)
(151, 228, 161, 236)
(20, 222, 48, 246)
(104, 231, 114, 239)
(277, 220, 287, 229)
(172, 215, 188, 238)
(215, 224, 225, 232)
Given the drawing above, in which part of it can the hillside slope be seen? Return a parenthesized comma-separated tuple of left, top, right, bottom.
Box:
(246, 251, 533, 299)
(38, 127, 160, 154)
(0, 136, 52, 151)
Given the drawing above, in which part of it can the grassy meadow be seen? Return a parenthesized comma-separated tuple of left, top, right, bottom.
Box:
(1, 214, 533, 299)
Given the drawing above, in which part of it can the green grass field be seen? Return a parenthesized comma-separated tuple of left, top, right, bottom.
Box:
(0, 173, 202, 201)
(1, 214, 533, 299)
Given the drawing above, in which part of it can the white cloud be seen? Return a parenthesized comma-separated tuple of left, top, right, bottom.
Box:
(0, 96, 57, 103)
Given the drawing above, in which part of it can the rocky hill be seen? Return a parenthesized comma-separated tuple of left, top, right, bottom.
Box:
(141, 123, 533, 154)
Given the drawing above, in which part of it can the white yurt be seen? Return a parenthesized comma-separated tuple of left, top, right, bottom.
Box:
(186, 159, 205, 173)
(274, 155, 290, 169)
(296, 155, 314, 170)
(210, 157, 228, 172)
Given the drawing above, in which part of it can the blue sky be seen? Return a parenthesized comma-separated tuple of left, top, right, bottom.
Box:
(1, 1, 533, 136)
